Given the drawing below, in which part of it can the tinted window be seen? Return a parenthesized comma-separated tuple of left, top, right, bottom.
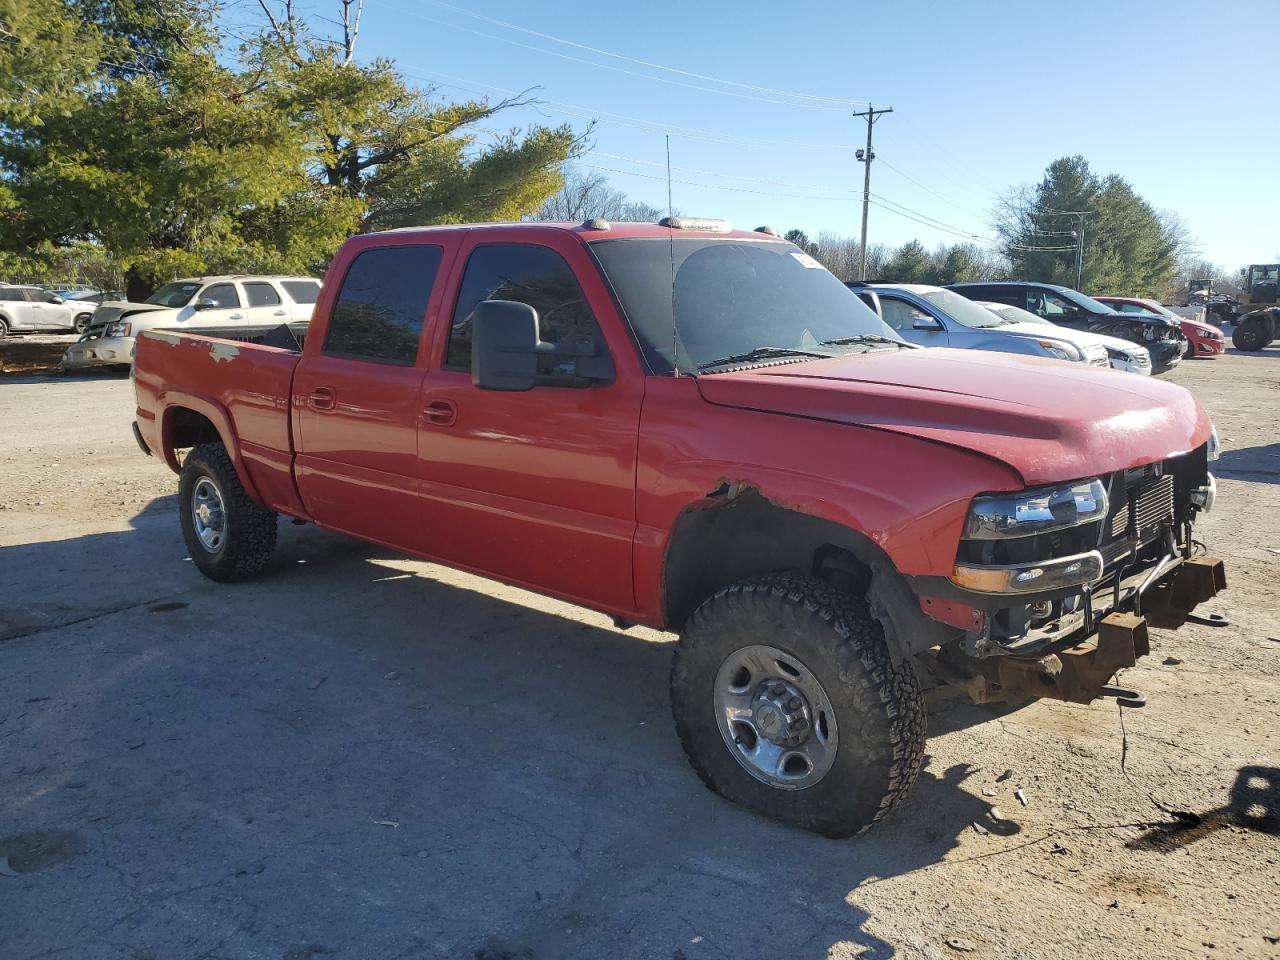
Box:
(0, 287, 24, 301)
(447, 244, 603, 370)
(202, 284, 240, 309)
(282, 280, 321, 304)
(244, 282, 281, 307)
(325, 245, 442, 364)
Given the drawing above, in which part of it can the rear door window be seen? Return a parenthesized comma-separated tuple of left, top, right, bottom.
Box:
(324, 245, 443, 364)
(244, 282, 282, 307)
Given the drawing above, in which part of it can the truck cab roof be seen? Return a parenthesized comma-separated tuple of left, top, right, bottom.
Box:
(372, 220, 780, 244)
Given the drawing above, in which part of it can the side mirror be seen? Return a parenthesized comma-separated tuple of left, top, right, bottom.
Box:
(471, 300, 542, 391)
(50, 295, 65, 304)
(912, 315, 941, 330)
(193, 298, 218, 311)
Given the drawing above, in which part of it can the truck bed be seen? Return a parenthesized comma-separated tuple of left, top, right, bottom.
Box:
(133, 327, 307, 517)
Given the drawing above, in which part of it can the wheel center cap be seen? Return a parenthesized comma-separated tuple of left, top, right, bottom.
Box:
(752, 680, 812, 747)
(197, 505, 210, 523)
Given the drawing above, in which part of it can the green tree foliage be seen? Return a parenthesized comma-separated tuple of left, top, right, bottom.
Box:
(0, 0, 579, 294)
(995, 156, 1189, 296)
(783, 229, 819, 256)
(882, 239, 930, 283)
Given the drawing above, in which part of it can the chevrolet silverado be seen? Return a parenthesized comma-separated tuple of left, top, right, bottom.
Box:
(132, 219, 1226, 837)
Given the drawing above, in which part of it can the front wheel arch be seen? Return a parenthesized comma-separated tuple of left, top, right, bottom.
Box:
(661, 488, 958, 662)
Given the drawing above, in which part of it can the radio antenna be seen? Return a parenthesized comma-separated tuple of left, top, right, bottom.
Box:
(665, 134, 673, 217)
(666, 133, 678, 375)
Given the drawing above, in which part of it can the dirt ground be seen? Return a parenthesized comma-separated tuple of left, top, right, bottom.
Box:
(0, 336, 1277, 960)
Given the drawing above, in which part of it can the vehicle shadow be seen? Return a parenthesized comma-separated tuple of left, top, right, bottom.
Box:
(1125, 765, 1278, 853)
(1215, 441, 1280, 485)
(0, 504, 1026, 960)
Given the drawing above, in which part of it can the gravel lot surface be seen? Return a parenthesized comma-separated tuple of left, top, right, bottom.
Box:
(1, 339, 1277, 959)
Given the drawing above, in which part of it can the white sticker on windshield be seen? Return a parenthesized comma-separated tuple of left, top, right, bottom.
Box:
(789, 250, 823, 269)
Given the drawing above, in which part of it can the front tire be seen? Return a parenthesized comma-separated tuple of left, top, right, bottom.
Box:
(179, 442, 278, 582)
(670, 574, 925, 838)
(74, 313, 93, 334)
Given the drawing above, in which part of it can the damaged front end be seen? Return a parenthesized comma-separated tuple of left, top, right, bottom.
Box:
(917, 441, 1226, 707)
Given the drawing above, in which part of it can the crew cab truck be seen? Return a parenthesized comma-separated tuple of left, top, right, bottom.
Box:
(132, 219, 1226, 838)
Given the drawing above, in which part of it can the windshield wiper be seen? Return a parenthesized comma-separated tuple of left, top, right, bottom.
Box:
(817, 334, 908, 347)
(697, 346, 832, 371)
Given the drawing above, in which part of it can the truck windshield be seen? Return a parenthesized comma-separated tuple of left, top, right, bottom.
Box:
(145, 282, 201, 307)
(590, 238, 900, 374)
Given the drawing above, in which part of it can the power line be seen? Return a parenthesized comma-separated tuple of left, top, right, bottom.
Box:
(876, 157, 991, 222)
(418, 0, 875, 108)
(586, 150, 858, 192)
(399, 67, 860, 152)
(387, 7, 855, 111)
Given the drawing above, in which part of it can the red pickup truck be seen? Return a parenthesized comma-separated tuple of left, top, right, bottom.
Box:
(133, 219, 1226, 837)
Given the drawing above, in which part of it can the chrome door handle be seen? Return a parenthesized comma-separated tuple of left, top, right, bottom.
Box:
(272, 309, 287, 316)
(308, 386, 336, 411)
(423, 399, 457, 426)
(229, 313, 244, 320)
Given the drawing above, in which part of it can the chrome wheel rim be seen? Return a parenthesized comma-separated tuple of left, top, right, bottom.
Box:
(713, 644, 838, 790)
(191, 476, 226, 553)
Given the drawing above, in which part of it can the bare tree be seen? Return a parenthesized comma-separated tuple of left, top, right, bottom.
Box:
(529, 167, 664, 222)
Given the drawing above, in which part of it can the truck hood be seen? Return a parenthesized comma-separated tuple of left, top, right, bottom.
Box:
(695, 348, 1211, 486)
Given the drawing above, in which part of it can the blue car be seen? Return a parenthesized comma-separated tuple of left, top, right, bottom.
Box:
(847, 282, 1111, 368)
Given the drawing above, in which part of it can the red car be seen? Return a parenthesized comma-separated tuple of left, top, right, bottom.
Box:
(132, 219, 1225, 837)
(1096, 296, 1225, 358)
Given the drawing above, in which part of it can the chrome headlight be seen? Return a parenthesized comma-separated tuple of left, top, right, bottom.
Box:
(108, 321, 132, 337)
(1037, 340, 1079, 361)
(963, 479, 1109, 540)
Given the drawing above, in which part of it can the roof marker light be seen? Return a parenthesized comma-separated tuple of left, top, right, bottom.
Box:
(659, 216, 732, 233)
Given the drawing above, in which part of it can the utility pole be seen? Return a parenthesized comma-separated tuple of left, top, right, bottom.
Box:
(1073, 213, 1086, 290)
(852, 106, 892, 280)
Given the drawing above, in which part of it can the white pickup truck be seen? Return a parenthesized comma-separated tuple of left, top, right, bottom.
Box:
(60, 274, 321, 371)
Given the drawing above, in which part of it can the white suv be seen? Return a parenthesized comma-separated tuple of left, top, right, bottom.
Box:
(61, 275, 321, 371)
(0, 285, 98, 336)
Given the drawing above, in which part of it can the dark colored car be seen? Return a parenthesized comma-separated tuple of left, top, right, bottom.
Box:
(947, 282, 1185, 374)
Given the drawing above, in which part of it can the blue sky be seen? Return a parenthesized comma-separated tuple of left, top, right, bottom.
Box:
(295, 0, 1275, 269)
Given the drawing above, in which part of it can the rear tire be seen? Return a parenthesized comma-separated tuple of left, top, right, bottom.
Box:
(179, 442, 277, 582)
(670, 573, 925, 838)
(0, 316, 8, 338)
(1232, 319, 1266, 352)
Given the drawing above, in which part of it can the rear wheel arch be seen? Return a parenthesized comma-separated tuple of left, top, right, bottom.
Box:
(159, 400, 263, 505)
(661, 487, 958, 663)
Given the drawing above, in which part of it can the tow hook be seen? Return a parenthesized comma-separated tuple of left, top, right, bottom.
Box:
(1098, 684, 1147, 708)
